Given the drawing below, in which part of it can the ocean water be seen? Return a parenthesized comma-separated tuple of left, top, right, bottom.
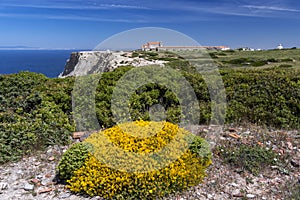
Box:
(0, 50, 80, 78)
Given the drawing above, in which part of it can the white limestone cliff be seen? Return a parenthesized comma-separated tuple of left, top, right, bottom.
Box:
(59, 51, 166, 78)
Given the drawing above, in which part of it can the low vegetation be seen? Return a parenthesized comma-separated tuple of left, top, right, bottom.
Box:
(0, 49, 299, 164)
(57, 142, 93, 180)
(216, 143, 278, 175)
(210, 48, 300, 69)
(0, 49, 299, 199)
(94, 64, 299, 129)
(0, 72, 74, 164)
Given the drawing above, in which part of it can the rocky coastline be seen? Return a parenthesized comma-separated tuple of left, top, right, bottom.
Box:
(59, 51, 166, 78)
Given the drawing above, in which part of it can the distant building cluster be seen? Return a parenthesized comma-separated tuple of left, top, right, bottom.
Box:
(141, 41, 230, 51)
(141, 41, 291, 52)
(239, 44, 284, 51)
(239, 47, 261, 51)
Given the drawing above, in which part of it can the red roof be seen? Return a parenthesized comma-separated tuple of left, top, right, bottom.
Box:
(147, 41, 161, 45)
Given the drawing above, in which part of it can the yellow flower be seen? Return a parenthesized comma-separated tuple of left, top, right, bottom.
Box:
(63, 120, 212, 199)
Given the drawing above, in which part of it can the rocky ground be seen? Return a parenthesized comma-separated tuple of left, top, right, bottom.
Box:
(0, 125, 299, 200)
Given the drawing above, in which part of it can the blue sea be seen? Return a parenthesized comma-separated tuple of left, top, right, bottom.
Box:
(0, 50, 82, 78)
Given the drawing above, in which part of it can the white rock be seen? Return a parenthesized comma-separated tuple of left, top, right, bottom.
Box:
(90, 196, 103, 200)
(37, 175, 43, 179)
(41, 180, 48, 186)
(24, 183, 34, 191)
(230, 182, 239, 187)
(59, 192, 71, 199)
(46, 148, 53, 154)
(232, 189, 240, 196)
(246, 194, 256, 198)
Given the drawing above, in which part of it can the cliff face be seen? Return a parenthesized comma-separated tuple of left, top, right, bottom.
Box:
(59, 52, 80, 77)
(59, 51, 116, 77)
(59, 51, 166, 78)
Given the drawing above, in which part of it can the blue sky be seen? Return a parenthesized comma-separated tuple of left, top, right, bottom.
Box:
(0, 0, 300, 49)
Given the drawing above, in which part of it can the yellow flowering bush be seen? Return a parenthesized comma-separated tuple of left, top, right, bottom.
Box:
(58, 121, 212, 199)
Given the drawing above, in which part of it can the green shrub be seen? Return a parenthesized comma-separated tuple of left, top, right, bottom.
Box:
(57, 142, 94, 180)
(217, 144, 278, 175)
(209, 52, 218, 59)
(187, 134, 211, 159)
(145, 52, 159, 57)
(226, 57, 250, 65)
(224, 49, 235, 53)
(252, 60, 268, 66)
(0, 72, 75, 164)
(158, 57, 181, 61)
(267, 58, 279, 62)
(279, 64, 293, 68)
(94, 64, 299, 129)
(224, 68, 299, 129)
(225, 58, 269, 67)
(59, 121, 212, 199)
(280, 58, 293, 62)
(95, 66, 190, 128)
(131, 52, 139, 58)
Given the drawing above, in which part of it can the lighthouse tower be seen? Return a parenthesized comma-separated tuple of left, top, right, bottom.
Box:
(277, 44, 283, 50)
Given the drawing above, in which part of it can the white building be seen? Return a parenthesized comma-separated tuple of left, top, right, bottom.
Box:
(277, 44, 283, 50)
(141, 41, 162, 51)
